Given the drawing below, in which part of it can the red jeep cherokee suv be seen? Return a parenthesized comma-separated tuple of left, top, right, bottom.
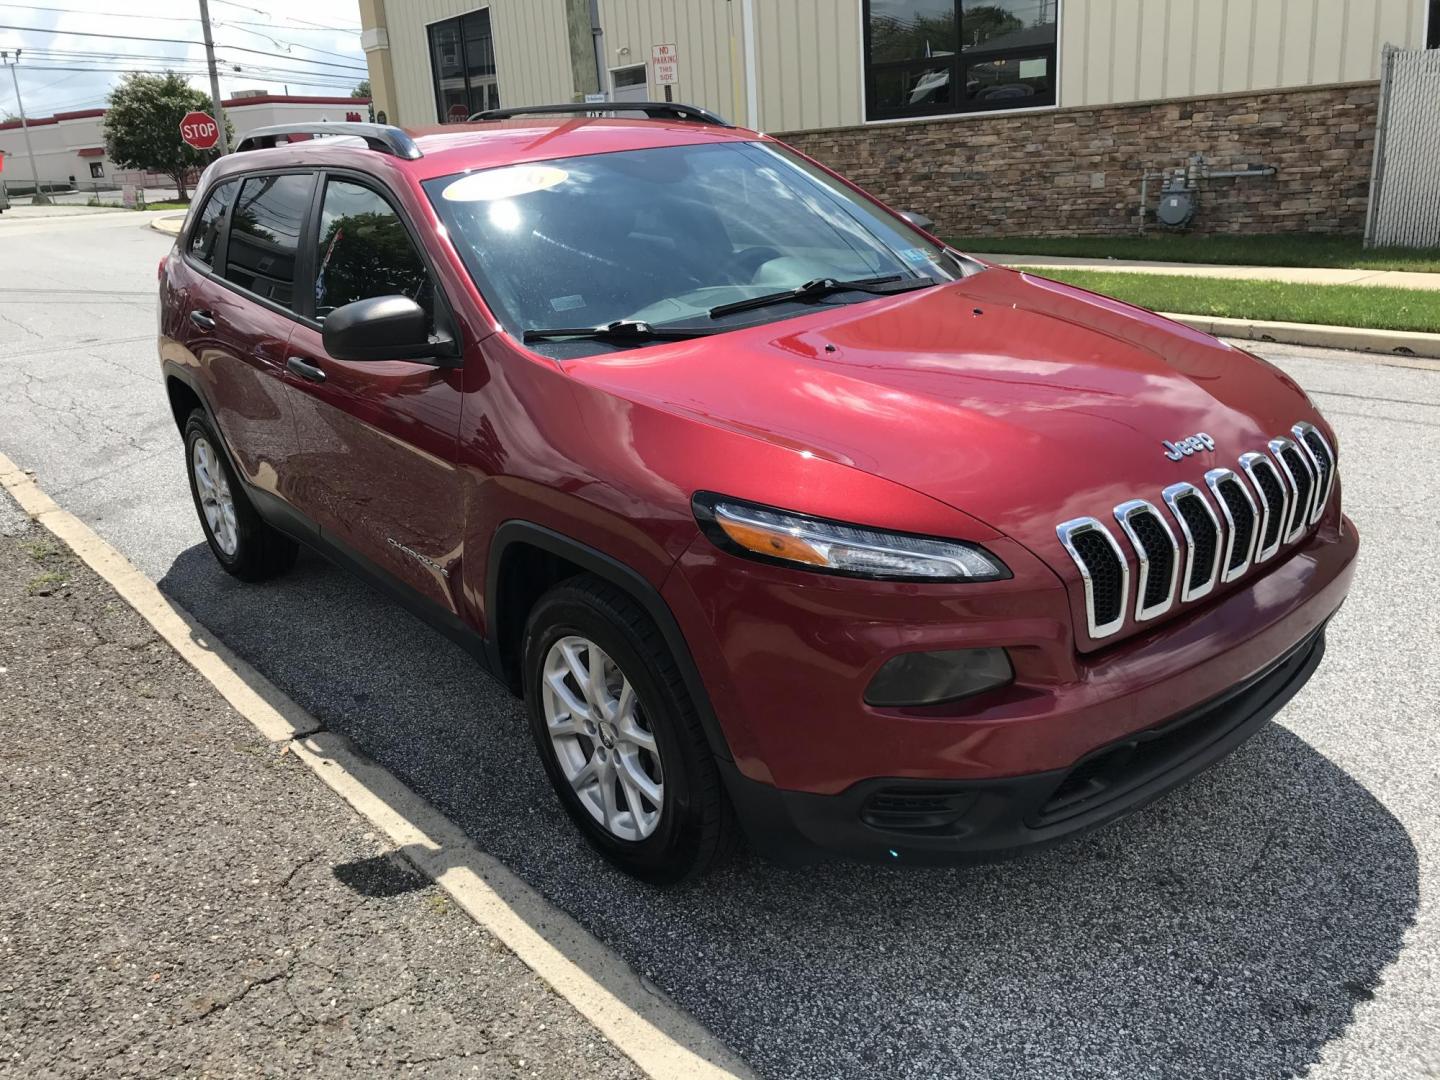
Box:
(157, 107, 1357, 883)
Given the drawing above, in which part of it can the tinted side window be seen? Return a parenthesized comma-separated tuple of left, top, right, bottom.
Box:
(188, 179, 237, 267)
(314, 179, 432, 322)
(224, 173, 314, 309)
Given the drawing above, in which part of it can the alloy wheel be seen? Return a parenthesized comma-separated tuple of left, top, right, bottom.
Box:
(541, 635, 664, 841)
(191, 435, 238, 556)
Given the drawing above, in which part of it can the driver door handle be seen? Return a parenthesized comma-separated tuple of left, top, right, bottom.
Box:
(287, 356, 327, 383)
(189, 309, 216, 330)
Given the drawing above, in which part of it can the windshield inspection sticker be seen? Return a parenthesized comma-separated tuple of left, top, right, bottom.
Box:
(550, 294, 585, 312)
(441, 165, 570, 202)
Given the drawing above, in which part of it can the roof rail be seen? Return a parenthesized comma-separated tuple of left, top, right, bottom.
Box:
(470, 102, 733, 128)
(234, 122, 423, 160)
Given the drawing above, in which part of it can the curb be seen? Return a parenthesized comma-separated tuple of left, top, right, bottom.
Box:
(1159, 312, 1440, 361)
(0, 451, 754, 1080)
(148, 214, 184, 237)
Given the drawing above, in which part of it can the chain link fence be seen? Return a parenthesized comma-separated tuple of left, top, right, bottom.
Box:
(1365, 46, 1440, 249)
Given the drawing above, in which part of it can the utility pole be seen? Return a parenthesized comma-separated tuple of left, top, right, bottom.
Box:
(197, 0, 229, 155)
(1, 50, 46, 204)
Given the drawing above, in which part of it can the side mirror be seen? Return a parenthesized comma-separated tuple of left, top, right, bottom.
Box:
(322, 295, 455, 364)
(899, 210, 936, 233)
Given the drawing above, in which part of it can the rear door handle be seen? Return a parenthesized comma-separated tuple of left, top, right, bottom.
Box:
(189, 309, 216, 330)
(287, 356, 327, 383)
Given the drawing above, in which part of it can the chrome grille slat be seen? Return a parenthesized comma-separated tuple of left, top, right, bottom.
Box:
(1056, 518, 1130, 639)
(1239, 451, 1289, 563)
(1113, 500, 1178, 621)
(1205, 468, 1259, 583)
(1162, 482, 1223, 602)
(1292, 421, 1336, 524)
(1269, 437, 1316, 544)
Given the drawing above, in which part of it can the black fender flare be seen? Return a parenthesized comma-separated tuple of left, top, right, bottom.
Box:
(485, 520, 734, 763)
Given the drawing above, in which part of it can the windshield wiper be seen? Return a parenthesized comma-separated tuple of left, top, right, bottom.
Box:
(707, 274, 935, 320)
(522, 319, 723, 344)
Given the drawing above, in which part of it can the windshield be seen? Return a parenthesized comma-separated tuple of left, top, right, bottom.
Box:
(422, 140, 963, 355)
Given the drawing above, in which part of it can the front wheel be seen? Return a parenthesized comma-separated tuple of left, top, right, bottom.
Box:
(522, 575, 735, 884)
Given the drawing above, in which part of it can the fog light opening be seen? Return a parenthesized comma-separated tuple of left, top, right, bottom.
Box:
(864, 648, 1013, 708)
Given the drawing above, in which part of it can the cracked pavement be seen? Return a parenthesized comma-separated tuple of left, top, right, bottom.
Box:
(0, 494, 642, 1079)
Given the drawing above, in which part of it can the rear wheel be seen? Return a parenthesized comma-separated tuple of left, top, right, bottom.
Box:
(522, 575, 735, 884)
(183, 409, 297, 582)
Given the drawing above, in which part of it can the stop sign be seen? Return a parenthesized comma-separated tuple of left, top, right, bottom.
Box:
(179, 111, 220, 150)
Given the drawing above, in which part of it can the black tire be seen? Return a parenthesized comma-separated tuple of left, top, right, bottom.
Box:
(522, 574, 736, 885)
(182, 408, 298, 582)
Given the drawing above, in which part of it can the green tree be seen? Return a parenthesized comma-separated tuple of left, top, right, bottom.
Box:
(102, 73, 232, 201)
(351, 79, 371, 99)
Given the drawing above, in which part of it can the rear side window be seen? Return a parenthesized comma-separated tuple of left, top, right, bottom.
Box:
(313, 179, 433, 322)
(188, 179, 237, 267)
(224, 173, 314, 309)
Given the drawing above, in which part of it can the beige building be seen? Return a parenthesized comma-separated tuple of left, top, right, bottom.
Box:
(356, 1, 1438, 236)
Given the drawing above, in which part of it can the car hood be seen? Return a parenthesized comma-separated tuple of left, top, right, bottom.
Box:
(565, 267, 1318, 560)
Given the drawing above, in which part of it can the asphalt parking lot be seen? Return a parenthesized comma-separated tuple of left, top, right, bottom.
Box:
(1, 210, 1436, 1079)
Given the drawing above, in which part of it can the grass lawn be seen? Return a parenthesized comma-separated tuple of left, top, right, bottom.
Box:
(952, 233, 1440, 274)
(1034, 269, 1440, 334)
(144, 201, 191, 210)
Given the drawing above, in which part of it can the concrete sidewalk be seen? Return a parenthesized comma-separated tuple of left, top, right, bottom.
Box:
(985, 253, 1440, 291)
(0, 490, 641, 1080)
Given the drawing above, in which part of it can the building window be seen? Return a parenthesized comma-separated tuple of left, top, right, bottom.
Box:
(1429, 0, 1439, 48)
(429, 9, 499, 122)
(89, 161, 104, 179)
(610, 64, 648, 102)
(863, 0, 1058, 121)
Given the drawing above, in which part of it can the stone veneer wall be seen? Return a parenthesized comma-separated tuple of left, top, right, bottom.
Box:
(778, 83, 1379, 238)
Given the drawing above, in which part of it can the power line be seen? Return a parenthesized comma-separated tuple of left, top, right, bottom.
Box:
(16, 64, 364, 89)
(209, 1, 360, 34)
(1, 2, 359, 34)
(0, 4, 365, 61)
(0, 23, 207, 47)
(213, 45, 366, 73)
(0, 26, 366, 72)
(22, 46, 366, 80)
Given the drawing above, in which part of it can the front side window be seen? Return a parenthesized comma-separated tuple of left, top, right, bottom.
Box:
(188, 178, 238, 267)
(223, 173, 314, 309)
(429, 9, 499, 122)
(424, 140, 965, 357)
(313, 179, 433, 322)
(864, 0, 1057, 120)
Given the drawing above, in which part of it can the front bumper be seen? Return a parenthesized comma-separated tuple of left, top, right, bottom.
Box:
(663, 507, 1357, 863)
(719, 624, 1327, 865)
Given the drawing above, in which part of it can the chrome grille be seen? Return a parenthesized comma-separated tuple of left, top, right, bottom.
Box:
(1239, 451, 1289, 563)
(1293, 422, 1336, 524)
(1270, 437, 1317, 543)
(1056, 518, 1129, 639)
(1205, 468, 1259, 582)
(1114, 500, 1178, 621)
(1056, 420, 1336, 640)
(1163, 482, 1222, 602)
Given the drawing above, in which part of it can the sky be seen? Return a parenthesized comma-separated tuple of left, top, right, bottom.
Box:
(0, 0, 367, 119)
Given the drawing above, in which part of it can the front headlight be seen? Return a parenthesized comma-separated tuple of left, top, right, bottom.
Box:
(693, 493, 1010, 582)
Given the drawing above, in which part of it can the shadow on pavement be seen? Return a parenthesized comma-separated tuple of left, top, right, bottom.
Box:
(160, 543, 1418, 1080)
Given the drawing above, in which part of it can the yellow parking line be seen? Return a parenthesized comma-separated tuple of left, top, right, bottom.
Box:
(0, 449, 753, 1080)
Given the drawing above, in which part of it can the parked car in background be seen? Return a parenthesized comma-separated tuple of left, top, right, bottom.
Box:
(157, 108, 1357, 883)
